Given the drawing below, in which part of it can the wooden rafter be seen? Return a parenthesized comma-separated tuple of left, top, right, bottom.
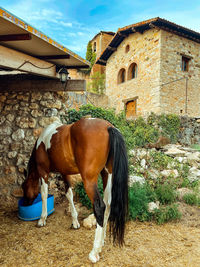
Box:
(0, 33, 31, 41)
(37, 55, 70, 60)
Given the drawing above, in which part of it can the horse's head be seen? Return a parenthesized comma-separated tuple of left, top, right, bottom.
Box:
(22, 169, 39, 206)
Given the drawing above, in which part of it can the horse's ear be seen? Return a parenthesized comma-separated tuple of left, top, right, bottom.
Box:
(24, 169, 27, 177)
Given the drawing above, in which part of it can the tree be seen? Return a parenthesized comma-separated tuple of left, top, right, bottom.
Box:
(87, 71, 105, 95)
(85, 41, 96, 72)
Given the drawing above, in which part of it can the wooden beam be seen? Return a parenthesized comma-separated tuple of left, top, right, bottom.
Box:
(131, 27, 136, 32)
(0, 45, 57, 78)
(0, 75, 86, 92)
(107, 46, 117, 51)
(37, 55, 70, 60)
(118, 32, 126, 38)
(98, 59, 107, 64)
(0, 33, 31, 41)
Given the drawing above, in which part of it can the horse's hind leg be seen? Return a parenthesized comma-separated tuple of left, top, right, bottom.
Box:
(64, 175, 80, 229)
(101, 167, 112, 246)
(81, 174, 106, 263)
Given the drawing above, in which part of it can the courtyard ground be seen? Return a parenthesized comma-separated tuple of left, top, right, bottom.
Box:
(0, 200, 200, 267)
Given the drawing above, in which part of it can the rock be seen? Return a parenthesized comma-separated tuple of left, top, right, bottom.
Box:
(12, 129, 25, 141)
(160, 169, 179, 178)
(39, 116, 60, 127)
(140, 158, 146, 169)
(186, 152, 200, 168)
(33, 128, 43, 137)
(11, 187, 23, 198)
(0, 125, 12, 135)
(147, 169, 160, 180)
(188, 167, 200, 182)
(129, 175, 145, 186)
(148, 201, 160, 212)
(6, 114, 15, 122)
(8, 151, 17, 159)
(164, 147, 186, 157)
(83, 214, 96, 229)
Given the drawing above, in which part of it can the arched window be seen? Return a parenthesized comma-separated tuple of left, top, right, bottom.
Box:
(125, 44, 130, 53)
(93, 42, 96, 52)
(128, 63, 138, 80)
(118, 68, 126, 84)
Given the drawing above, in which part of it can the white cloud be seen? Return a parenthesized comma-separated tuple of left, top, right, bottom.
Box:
(60, 21, 73, 27)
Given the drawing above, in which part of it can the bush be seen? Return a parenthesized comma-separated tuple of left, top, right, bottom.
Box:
(155, 184, 177, 204)
(183, 193, 200, 206)
(128, 183, 156, 222)
(154, 204, 182, 224)
(74, 178, 103, 209)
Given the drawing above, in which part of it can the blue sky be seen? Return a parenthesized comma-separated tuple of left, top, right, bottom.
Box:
(1, 0, 200, 58)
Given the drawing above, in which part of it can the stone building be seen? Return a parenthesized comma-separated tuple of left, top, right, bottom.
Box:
(96, 17, 200, 119)
(90, 31, 115, 74)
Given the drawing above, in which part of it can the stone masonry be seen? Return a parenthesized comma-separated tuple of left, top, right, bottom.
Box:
(106, 28, 161, 115)
(105, 28, 200, 117)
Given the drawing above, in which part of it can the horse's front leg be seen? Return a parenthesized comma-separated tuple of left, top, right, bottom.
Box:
(38, 177, 48, 227)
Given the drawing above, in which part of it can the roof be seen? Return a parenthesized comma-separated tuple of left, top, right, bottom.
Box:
(96, 17, 200, 65)
(91, 31, 115, 43)
(0, 7, 90, 69)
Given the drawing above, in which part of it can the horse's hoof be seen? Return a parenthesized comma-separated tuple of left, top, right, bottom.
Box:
(73, 221, 80, 229)
(89, 251, 100, 263)
(37, 219, 46, 227)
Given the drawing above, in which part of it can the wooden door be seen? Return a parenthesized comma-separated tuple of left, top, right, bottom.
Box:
(126, 100, 136, 119)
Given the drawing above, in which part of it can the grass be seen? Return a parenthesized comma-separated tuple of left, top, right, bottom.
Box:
(183, 193, 200, 206)
(191, 144, 200, 151)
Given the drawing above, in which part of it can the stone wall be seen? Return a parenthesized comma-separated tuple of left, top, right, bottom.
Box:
(160, 30, 200, 117)
(106, 28, 161, 115)
(179, 116, 200, 145)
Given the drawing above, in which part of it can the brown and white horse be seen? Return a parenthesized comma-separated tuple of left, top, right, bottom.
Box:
(22, 117, 129, 263)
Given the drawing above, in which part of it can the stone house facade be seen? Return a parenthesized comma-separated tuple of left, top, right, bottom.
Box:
(96, 18, 200, 119)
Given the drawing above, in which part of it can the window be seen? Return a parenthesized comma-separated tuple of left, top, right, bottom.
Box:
(118, 68, 126, 84)
(128, 63, 138, 80)
(125, 44, 130, 53)
(93, 42, 96, 52)
(181, 56, 190, 71)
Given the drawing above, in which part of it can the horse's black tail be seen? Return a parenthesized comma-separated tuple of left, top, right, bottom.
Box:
(107, 127, 129, 246)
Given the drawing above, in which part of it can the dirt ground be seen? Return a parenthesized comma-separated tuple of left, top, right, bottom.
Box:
(0, 200, 200, 267)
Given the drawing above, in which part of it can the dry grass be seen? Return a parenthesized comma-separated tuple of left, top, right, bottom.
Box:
(0, 200, 200, 267)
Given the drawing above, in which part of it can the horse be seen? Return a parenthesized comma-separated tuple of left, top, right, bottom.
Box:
(22, 117, 129, 263)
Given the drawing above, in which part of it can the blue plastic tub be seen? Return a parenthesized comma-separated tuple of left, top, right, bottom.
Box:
(18, 193, 55, 221)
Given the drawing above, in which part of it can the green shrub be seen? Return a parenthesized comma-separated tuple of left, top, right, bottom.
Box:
(128, 183, 156, 222)
(183, 193, 200, 206)
(155, 184, 177, 204)
(74, 178, 103, 209)
(190, 144, 200, 151)
(154, 204, 181, 224)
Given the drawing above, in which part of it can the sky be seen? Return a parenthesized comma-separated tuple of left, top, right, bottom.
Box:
(1, 0, 200, 59)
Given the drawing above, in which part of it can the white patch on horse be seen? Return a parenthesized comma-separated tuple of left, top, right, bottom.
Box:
(89, 224, 103, 263)
(66, 188, 80, 229)
(102, 172, 112, 244)
(38, 178, 48, 227)
(36, 120, 63, 151)
(89, 171, 112, 263)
